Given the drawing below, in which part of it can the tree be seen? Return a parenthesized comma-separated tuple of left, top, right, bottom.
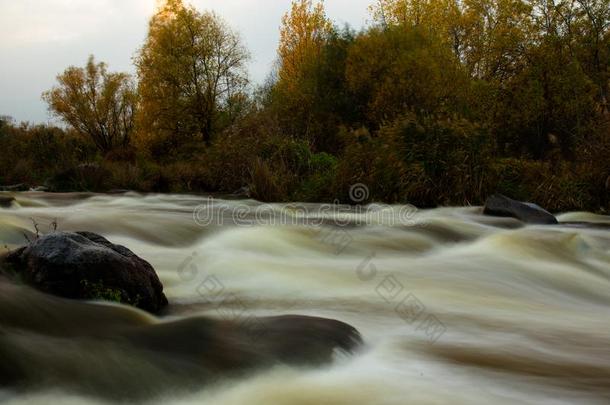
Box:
(135, 0, 249, 150)
(572, 0, 610, 112)
(370, 0, 467, 60)
(346, 26, 469, 126)
(461, 0, 534, 80)
(277, 0, 333, 90)
(0, 116, 12, 138)
(370, 0, 534, 81)
(42, 56, 137, 153)
(270, 0, 339, 149)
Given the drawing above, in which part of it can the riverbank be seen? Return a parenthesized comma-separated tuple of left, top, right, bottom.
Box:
(1, 120, 609, 213)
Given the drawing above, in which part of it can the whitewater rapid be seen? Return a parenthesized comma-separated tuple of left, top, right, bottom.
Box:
(1, 192, 610, 404)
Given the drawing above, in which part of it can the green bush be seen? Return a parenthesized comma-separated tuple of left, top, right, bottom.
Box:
(293, 152, 338, 202)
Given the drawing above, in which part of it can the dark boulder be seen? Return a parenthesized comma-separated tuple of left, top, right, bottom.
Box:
(0, 195, 15, 208)
(247, 315, 363, 366)
(0, 278, 363, 399)
(483, 194, 558, 224)
(0, 184, 29, 192)
(232, 186, 251, 198)
(4, 231, 168, 313)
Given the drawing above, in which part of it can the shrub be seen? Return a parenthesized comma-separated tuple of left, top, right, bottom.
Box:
(249, 158, 289, 202)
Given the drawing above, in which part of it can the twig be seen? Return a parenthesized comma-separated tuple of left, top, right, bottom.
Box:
(22, 232, 32, 244)
(30, 218, 40, 239)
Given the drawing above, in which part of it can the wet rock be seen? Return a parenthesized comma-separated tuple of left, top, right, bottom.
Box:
(5, 231, 168, 313)
(483, 194, 558, 224)
(233, 186, 251, 198)
(247, 315, 363, 365)
(557, 221, 610, 230)
(0, 195, 15, 208)
(0, 184, 29, 191)
(29, 186, 48, 192)
(0, 279, 363, 399)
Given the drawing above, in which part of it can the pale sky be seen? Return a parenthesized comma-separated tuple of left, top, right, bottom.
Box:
(0, 0, 372, 124)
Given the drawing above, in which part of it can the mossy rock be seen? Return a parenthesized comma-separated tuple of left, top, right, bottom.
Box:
(5, 231, 167, 313)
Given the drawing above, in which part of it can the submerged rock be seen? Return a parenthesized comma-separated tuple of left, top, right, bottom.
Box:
(232, 186, 251, 198)
(4, 231, 168, 313)
(0, 279, 362, 400)
(0, 195, 15, 208)
(483, 194, 558, 225)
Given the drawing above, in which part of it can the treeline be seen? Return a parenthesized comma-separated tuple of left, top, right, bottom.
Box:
(1, 0, 609, 211)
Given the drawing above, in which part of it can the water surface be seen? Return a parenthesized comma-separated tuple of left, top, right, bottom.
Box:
(1, 192, 610, 404)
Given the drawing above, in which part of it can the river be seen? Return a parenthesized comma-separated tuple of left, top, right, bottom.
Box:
(1, 192, 610, 404)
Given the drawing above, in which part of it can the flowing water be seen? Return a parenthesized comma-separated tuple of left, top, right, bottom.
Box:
(1, 192, 610, 404)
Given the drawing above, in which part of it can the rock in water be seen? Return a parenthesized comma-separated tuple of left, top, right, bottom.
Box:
(4, 231, 168, 313)
(0, 279, 363, 399)
(0, 184, 29, 191)
(0, 195, 15, 208)
(483, 194, 558, 224)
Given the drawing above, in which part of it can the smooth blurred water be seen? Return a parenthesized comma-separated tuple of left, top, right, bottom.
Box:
(1, 192, 610, 404)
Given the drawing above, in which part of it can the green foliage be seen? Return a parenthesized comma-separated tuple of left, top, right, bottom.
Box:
(79, 279, 143, 307)
(293, 152, 338, 201)
(80, 279, 124, 303)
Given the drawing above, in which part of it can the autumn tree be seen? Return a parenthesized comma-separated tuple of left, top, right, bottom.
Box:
(42, 56, 137, 153)
(135, 0, 249, 151)
(346, 26, 469, 125)
(461, 0, 534, 80)
(277, 0, 333, 90)
(270, 0, 341, 150)
(370, 0, 533, 80)
(572, 0, 610, 112)
(0, 116, 11, 137)
(371, 0, 463, 30)
(370, 0, 467, 59)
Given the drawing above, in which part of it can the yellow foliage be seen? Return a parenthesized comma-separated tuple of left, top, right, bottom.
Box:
(42, 56, 136, 153)
(277, 0, 333, 92)
(370, 0, 533, 79)
(135, 0, 249, 151)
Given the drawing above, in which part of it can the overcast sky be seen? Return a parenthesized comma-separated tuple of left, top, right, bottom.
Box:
(0, 0, 372, 124)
